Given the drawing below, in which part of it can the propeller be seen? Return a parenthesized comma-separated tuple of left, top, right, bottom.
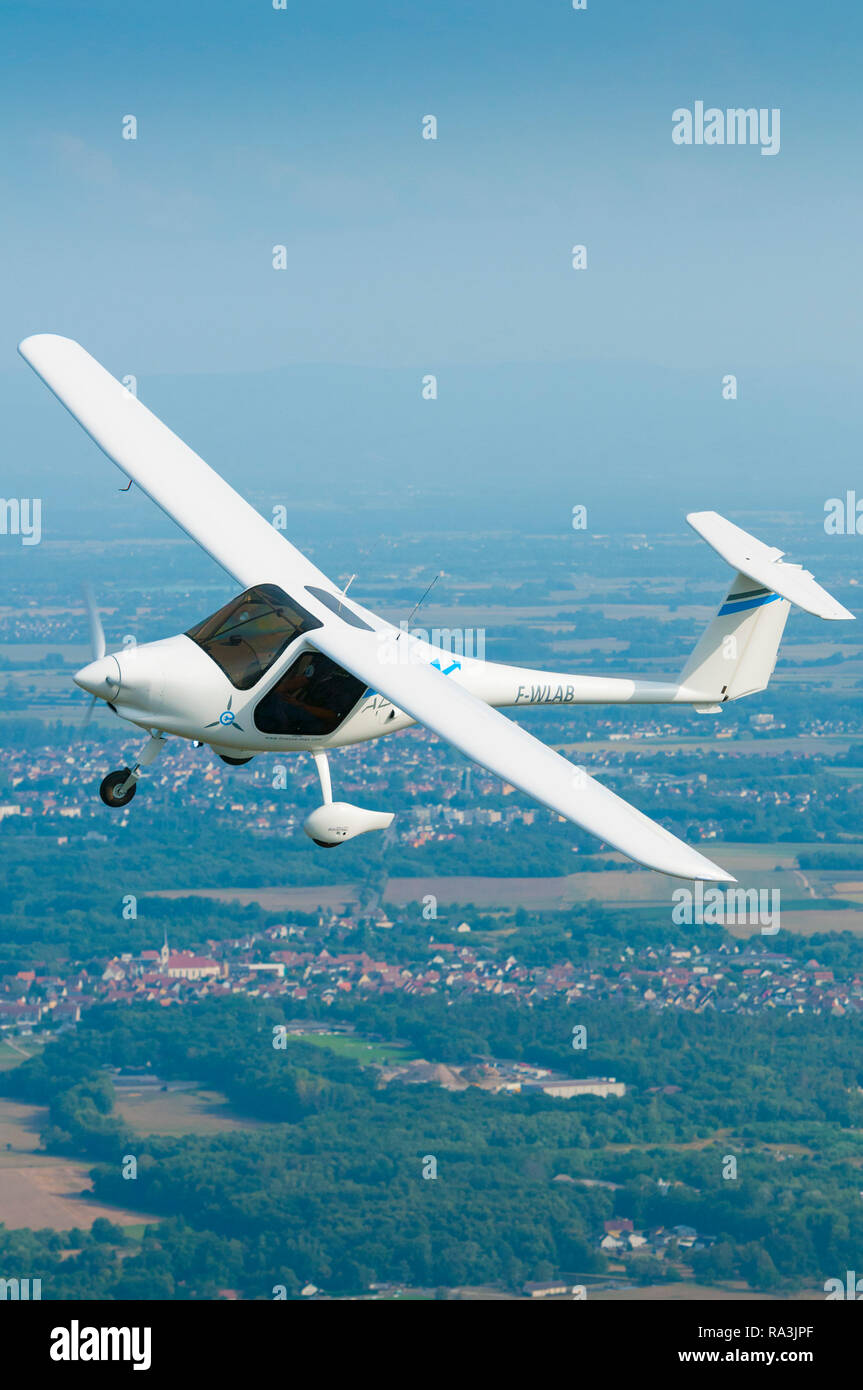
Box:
(81, 584, 107, 727)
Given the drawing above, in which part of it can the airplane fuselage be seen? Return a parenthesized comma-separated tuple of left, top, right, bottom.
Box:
(77, 624, 704, 761)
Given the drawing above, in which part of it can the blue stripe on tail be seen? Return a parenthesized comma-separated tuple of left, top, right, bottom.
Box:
(718, 593, 780, 616)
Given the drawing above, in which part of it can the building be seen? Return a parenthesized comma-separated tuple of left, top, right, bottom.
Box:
(523, 1282, 580, 1299)
(539, 1077, 625, 1100)
(164, 953, 221, 981)
(157, 929, 220, 981)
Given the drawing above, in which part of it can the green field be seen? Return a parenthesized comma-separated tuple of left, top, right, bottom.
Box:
(0, 1039, 43, 1071)
(286, 1032, 421, 1065)
(121, 1224, 150, 1243)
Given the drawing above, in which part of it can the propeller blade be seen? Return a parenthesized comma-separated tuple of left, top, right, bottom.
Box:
(81, 693, 98, 728)
(83, 583, 106, 661)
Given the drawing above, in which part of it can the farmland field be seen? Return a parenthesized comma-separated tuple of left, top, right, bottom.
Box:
(112, 1084, 272, 1137)
(0, 1096, 160, 1230)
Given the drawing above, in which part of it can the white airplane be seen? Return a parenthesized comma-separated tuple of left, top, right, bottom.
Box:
(19, 335, 855, 882)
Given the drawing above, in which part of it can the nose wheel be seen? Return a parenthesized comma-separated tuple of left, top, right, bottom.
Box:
(97, 731, 167, 809)
(100, 769, 137, 807)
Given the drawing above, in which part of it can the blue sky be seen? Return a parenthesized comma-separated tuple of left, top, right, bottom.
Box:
(1, 0, 862, 523)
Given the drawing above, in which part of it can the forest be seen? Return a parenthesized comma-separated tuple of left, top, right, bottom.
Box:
(2, 992, 862, 1299)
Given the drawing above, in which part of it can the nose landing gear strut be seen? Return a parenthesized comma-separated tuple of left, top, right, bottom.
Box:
(99, 731, 167, 808)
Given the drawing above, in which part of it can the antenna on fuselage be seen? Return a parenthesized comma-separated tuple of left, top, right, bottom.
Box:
(336, 532, 388, 604)
(403, 572, 442, 635)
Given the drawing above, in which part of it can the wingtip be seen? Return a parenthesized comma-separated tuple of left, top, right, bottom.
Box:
(685, 510, 714, 537)
(653, 851, 735, 883)
(18, 333, 77, 364)
(685, 848, 735, 883)
(19, 332, 49, 354)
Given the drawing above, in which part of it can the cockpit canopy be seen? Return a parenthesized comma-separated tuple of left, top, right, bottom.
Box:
(186, 584, 369, 736)
(186, 584, 322, 690)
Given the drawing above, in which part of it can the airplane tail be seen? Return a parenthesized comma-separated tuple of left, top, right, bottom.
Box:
(679, 512, 854, 707)
(679, 573, 791, 705)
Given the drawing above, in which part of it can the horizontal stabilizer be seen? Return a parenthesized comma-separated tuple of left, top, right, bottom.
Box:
(687, 511, 854, 621)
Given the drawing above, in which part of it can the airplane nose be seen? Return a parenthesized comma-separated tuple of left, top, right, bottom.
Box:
(74, 655, 122, 698)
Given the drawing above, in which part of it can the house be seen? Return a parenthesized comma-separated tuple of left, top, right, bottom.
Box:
(672, 1224, 698, 1249)
(0, 1002, 42, 1030)
(603, 1219, 634, 1236)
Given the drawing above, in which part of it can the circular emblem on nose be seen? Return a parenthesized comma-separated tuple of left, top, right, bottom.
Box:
(205, 694, 244, 733)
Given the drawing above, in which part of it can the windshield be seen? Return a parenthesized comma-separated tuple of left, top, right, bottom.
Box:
(186, 585, 322, 690)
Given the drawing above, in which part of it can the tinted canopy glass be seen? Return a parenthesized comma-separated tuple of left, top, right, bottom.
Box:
(304, 586, 374, 630)
(254, 650, 367, 736)
(186, 584, 322, 691)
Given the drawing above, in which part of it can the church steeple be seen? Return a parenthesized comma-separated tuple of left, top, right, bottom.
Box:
(160, 927, 170, 969)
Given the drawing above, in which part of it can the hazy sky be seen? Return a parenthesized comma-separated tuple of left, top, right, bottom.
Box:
(2, 0, 861, 525)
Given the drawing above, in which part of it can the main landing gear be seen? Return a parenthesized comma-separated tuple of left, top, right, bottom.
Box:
(308, 752, 337, 848)
(303, 750, 394, 847)
(99, 731, 166, 809)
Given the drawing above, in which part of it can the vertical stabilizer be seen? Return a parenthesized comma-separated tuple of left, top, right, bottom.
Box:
(679, 572, 791, 702)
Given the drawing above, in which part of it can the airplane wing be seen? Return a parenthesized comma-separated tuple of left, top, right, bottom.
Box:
(311, 625, 733, 882)
(18, 333, 332, 597)
(19, 333, 733, 881)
